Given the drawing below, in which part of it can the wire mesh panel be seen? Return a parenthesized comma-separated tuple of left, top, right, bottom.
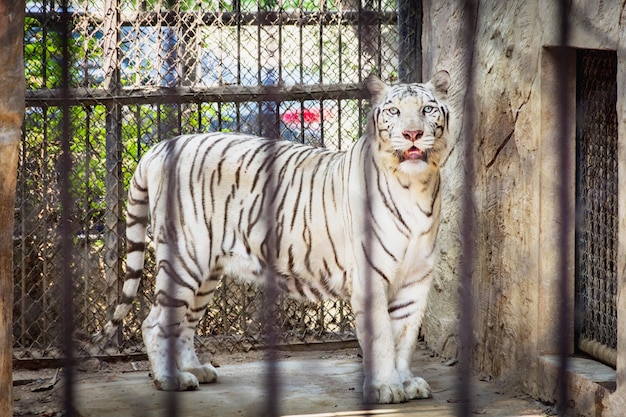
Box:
(575, 49, 618, 367)
(15, 0, 400, 360)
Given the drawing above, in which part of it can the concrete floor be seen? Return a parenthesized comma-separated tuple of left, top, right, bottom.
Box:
(71, 349, 551, 417)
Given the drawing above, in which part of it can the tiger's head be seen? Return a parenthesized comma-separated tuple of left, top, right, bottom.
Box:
(365, 71, 451, 175)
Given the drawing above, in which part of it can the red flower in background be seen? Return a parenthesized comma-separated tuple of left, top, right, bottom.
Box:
(281, 108, 331, 126)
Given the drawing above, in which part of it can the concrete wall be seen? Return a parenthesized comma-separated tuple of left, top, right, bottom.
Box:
(420, 1, 625, 414)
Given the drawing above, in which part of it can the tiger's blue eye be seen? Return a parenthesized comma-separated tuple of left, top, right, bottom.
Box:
(386, 107, 400, 116)
(423, 105, 435, 114)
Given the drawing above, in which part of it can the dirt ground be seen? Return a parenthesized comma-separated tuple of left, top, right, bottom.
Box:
(12, 349, 331, 417)
(12, 346, 556, 417)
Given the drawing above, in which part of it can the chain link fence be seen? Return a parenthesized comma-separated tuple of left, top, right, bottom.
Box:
(575, 49, 618, 367)
(14, 0, 403, 362)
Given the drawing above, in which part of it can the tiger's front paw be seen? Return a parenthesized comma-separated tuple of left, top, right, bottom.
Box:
(153, 371, 199, 391)
(185, 363, 218, 384)
(363, 382, 408, 404)
(403, 376, 432, 399)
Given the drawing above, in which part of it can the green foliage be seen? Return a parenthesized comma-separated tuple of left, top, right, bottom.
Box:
(24, 17, 64, 89)
(21, 0, 375, 235)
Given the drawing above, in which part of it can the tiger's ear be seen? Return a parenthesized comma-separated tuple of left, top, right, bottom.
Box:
(365, 74, 388, 107)
(426, 70, 451, 100)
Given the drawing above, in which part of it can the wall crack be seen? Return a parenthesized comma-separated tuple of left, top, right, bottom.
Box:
(486, 129, 514, 169)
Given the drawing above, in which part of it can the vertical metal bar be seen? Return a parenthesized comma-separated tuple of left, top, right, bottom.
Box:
(235, 0, 242, 86)
(257, 0, 263, 136)
(83, 107, 91, 322)
(40, 2, 51, 350)
(357, 0, 363, 80)
(261, 101, 281, 417)
(574, 52, 583, 352)
(42, 1, 48, 89)
(337, 4, 343, 85)
(105, 106, 123, 324)
(103, 0, 123, 338)
(362, 72, 374, 416)
(337, 99, 343, 150)
(298, 101, 305, 143)
(135, 105, 141, 160)
(319, 100, 325, 147)
(217, 101, 223, 130)
(318, 0, 324, 85)
(258, 3, 283, 399)
(397, 0, 422, 83)
(257, 0, 262, 86)
(177, 101, 183, 132)
(157, 103, 163, 141)
(375, 0, 382, 77)
(20, 129, 27, 349)
(457, 1, 477, 416)
(556, 1, 572, 414)
(42, 106, 50, 349)
(163, 3, 181, 415)
(298, 0, 303, 84)
(197, 102, 202, 131)
(276, 1, 283, 138)
(58, 1, 76, 415)
(163, 141, 179, 417)
(318, 2, 325, 146)
(277, 0, 284, 83)
(221, 276, 228, 337)
(297, 0, 305, 143)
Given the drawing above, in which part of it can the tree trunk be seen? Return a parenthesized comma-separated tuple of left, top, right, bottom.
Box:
(0, 1, 25, 416)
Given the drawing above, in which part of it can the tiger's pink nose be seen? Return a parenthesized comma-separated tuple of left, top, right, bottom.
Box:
(403, 130, 424, 142)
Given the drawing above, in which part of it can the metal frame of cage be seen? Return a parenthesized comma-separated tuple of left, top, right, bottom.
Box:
(15, 0, 409, 361)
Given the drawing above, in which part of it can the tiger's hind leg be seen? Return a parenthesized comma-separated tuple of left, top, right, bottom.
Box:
(142, 301, 199, 391)
(175, 277, 220, 384)
(142, 261, 219, 391)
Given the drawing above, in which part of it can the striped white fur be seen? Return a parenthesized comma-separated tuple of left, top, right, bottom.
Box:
(95, 71, 451, 404)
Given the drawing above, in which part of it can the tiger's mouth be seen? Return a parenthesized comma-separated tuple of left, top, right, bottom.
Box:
(400, 146, 428, 163)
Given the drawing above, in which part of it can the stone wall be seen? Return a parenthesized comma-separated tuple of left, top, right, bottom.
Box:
(420, 1, 625, 412)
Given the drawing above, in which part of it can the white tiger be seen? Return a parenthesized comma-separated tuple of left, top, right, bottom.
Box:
(95, 71, 451, 404)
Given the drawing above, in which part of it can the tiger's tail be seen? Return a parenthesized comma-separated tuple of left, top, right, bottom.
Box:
(93, 160, 150, 344)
